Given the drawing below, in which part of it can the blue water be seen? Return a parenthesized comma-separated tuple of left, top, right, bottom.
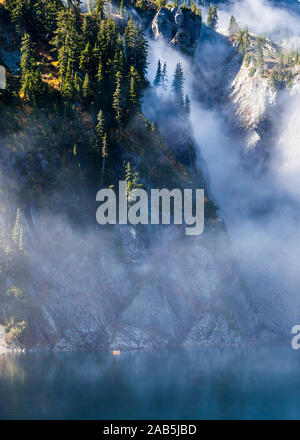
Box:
(0, 345, 300, 419)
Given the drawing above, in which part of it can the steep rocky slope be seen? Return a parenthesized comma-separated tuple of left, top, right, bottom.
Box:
(0, 2, 287, 352)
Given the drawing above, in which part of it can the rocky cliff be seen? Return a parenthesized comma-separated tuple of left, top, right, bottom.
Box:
(0, 3, 288, 352)
(151, 6, 202, 55)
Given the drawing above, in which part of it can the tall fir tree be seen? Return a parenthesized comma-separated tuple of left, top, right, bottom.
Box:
(172, 62, 184, 107)
(113, 71, 123, 124)
(228, 15, 238, 41)
(153, 59, 162, 88)
(207, 5, 218, 29)
(161, 61, 168, 90)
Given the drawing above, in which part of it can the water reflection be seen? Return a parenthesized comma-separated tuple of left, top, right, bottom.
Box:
(0, 345, 299, 419)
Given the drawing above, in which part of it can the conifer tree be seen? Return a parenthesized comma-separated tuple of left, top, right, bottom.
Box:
(96, 109, 105, 141)
(53, 9, 81, 80)
(82, 73, 91, 102)
(20, 33, 45, 105)
(113, 71, 122, 124)
(135, 27, 148, 81)
(184, 94, 191, 114)
(93, 0, 105, 20)
(207, 5, 218, 29)
(61, 61, 74, 101)
(237, 31, 245, 55)
(96, 61, 104, 96)
(20, 33, 35, 82)
(124, 17, 138, 69)
(228, 15, 238, 41)
(101, 132, 108, 185)
(128, 66, 141, 117)
(161, 61, 168, 90)
(153, 59, 162, 88)
(172, 63, 184, 107)
(244, 28, 250, 51)
(80, 42, 94, 74)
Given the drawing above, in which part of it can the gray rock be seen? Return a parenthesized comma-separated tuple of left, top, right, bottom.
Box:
(151, 7, 202, 55)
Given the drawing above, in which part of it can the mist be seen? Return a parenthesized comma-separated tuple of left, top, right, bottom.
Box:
(216, 0, 300, 49)
(146, 1, 300, 332)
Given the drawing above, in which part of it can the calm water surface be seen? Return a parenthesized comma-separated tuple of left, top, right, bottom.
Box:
(0, 345, 299, 419)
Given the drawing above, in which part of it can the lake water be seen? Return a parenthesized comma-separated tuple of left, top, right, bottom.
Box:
(0, 345, 299, 419)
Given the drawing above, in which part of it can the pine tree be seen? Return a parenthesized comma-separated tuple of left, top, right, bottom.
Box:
(125, 161, 132, 196)
(20, 33, 45, 105)
(113, 71, 122, 124)
(244, 28, 250, 51)
(93, 109, 105, 157)
(22, 68, 45, 105)
(135, 27, 148, 81)
(20, 33, 35, 83)
(128, 65, 141, 117)
(237, 31, 245, 55)
(184, 94, 191, 114)
(61, 61, 74, 102)
(124, 17, 138, 69)
(96, 109, 105, 141)
(96, 61, 104, 96)
(207, 5, 218, 29)
(6, 0, 27, 34)
(153, 59, 162, 88)
(101, 132, 108, 185)
(79, 42, 94, 74)
(113, 34, 125, 76)
(82, 73, 91, 102)
(172, 63, 184, 107)
(161, 61, 168, 90)
(93, 0, 105, 20)
(120, 0, 124, 17)
(53, 9, 81, 80)
(228, 15, 238, 41)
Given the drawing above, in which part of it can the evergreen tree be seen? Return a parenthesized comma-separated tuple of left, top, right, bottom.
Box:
(82, 73, 91, 102)
(207, 5, 218, 29)
(20, 33, 35, 83)
(96, 61, 104, 96)
(161, 61, 168, 90)
(228, 15, 238, 41)
(80, 42, 94, 74)
(101, 132, 108, 185)
(113, 71, 122, 124)
(93, 0, 105, 20)
(128, 66, 141, 117)
(237, 31, 245, 55)
(113, 34, 125, 76)
(96, 109, 105, 141)
(61, 61, 74, 101)
(172, 63, 184, 107)
(184, 94, 191, 114)
(53, 9, 81, 80)
(20, 33, 45, 105)
(35, 0, 64, 40)
(135, 27, 148, 81)
(124, 17, 138, 69)
(153, 59, 162, 88)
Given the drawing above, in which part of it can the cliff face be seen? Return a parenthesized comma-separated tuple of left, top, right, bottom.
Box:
(151, 7, 202, 55)
(0, 5, 288, 352)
